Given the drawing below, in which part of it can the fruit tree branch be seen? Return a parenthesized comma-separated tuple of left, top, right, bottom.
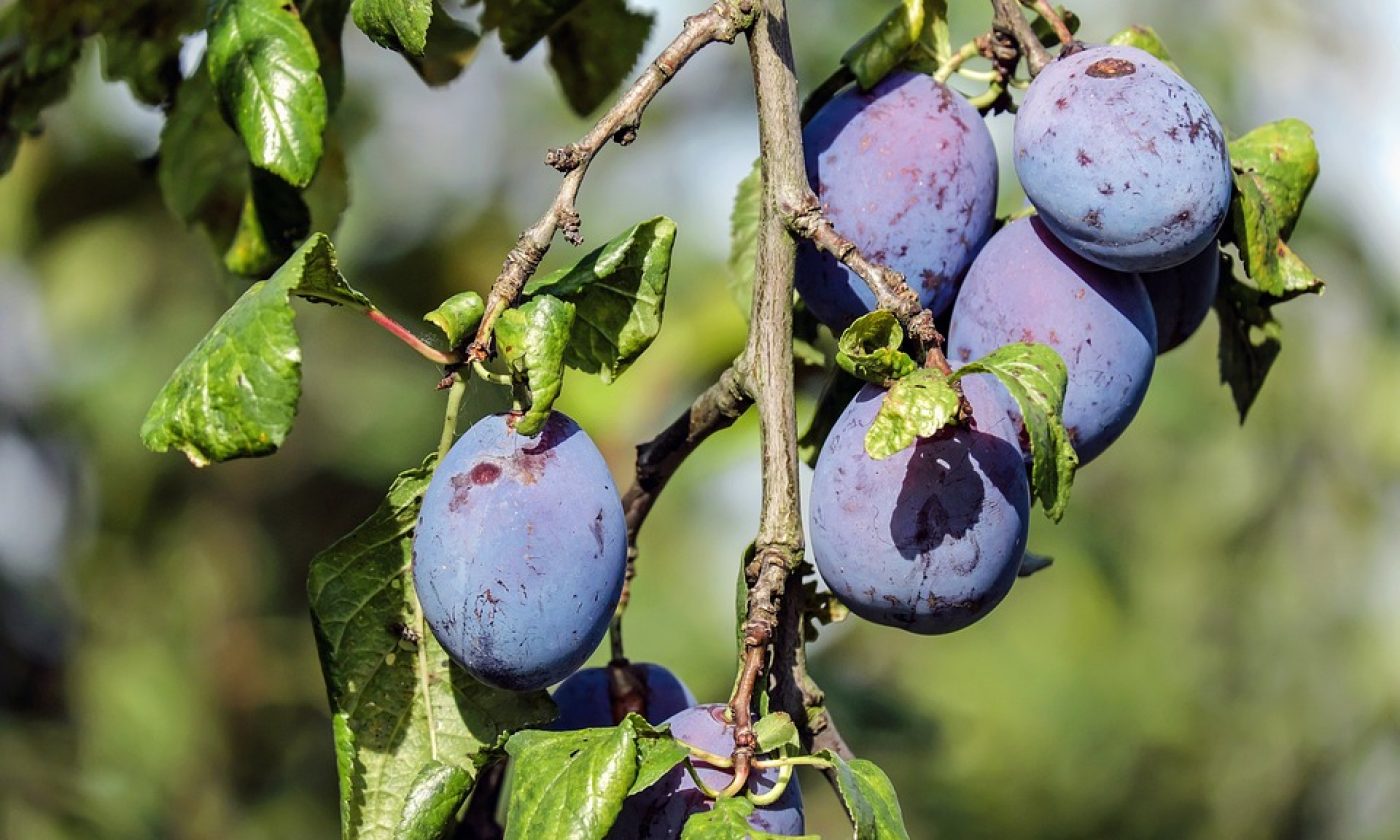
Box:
(990, 0, 1053, 76)
(726, 0, 806, 792)
(464, 0, 758, 364)
(1028, 0, 1074, 47)
(612, 362, 753, 654)
(781, 197, 942, 352)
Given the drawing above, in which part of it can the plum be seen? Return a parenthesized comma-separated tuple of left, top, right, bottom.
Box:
(948, 217, 1156, 464)
(808, 382, 1031, 635)
(550, 663, 697, 730)
(1013, 44, 1231, 272)
(797, 69, 999, 330)
(609, 704, 805, 838)
(1141, 245, 1221, 353)
(413, 411, 626, 692)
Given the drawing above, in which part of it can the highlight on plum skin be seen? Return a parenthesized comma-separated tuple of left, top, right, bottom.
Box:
(808, 382, 1031, 636)
(948, 217, 1157, 465)
(608, 704, 805, 838)
(412, 411, 627, 693)
(1013, 44, 1232, 273)
(796, 69, 999, 332)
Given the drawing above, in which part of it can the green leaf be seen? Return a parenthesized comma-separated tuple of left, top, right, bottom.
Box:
(504, 725, 638, 840)
(424, 292, 485, 348)
(208, 0, 328, 187)
(918, 0, 951, 69)
(1226, 119, 1323, 298)
(1214, 263, 1283, 422)
(951, 342, 1077, 521)
(407, 4, 482, 86)
(353, 0, 433, 55)
(0, 4, 84, 174)
(728, 159, 762, 319)
(496, 295, 576, 436)
(524, 217, 675, 383)
(1106, 25, 1176, 71)
(309, 460, 555, 840)
(224, 167, 312, 277)
(395, 761, 473, 840)
(680, 797, 814, 840)
(483, 0, 586, 60)
(1018, 552, 1054, 577)
(752, 712, 799, 753)
(836, 311, 919, 384)
(547, 0, 654, 115)
(841, 0, 925, 90)
(864, 368, 960, 460)
(98, 0, 201, 107)
(141, 234, 369, 466)
(157, 60, 249, 251)
(629, 716, 690, 796)
(819, 752, 910, 840)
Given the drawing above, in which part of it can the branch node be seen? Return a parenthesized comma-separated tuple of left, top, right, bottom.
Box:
(545, 145, 584, 172)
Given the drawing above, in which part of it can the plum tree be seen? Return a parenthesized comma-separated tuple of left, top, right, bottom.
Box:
(413, 411, 626, 692)
(808, 382, 1031, 634)
(1013, 44, 1232, 272)
(1141, 245, 1221, 353)
(948, 217, 1158, 464)
(796, 69, 999, 330)
(550, 663, 697, 730)
(83, 0, 1323, 834)
(610, 704, 805, 838)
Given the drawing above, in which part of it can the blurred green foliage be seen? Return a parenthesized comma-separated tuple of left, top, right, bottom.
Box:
(1, 0, 1398, 837)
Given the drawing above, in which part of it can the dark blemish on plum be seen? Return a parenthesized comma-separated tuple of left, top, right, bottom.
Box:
(1086, 57, 1136, 78)
(1144, 138, 1160, 157)
(936, 84, 954, 113)
(1055, 97, 1069, 110)
(1098, 182, 1115, 195)
(590, 510, 605, 553)
(470, 462, 501, 484)
(1076, 149, 1093, 167)
(957, 348, 971, 362)
(920, 269, 943, 292)
(1083, 209, 1104, 229)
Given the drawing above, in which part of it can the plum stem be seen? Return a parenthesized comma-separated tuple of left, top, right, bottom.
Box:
(683, 759, 728, 799)
(470, 360, 512, 387)
(436, 375, 467, 462)
(678, 742, 736, 769)
(366, 308, 460, 366)
(935, 40, 984, 83)
(462, 1, 759, 366)
(746, 762, 795, 806)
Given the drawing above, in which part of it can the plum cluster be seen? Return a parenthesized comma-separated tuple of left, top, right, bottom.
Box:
(805, 44, 1230, 635)
(414, 414, 799, 831)
(406, 42, 1230, 837)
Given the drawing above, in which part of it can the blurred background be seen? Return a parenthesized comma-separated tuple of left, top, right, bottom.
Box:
(2, 0, 1398, 836)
